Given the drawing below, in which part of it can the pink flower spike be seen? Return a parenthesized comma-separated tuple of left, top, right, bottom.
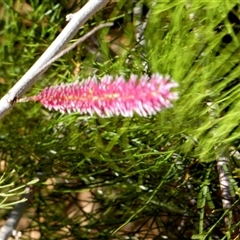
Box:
(24, 73, 178, 117)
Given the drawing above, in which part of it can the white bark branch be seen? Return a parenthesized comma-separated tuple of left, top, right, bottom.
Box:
(216, 149, 232, 209)
(207, 101, 233, 229)
(0, 0, 110, 120)
(0, 187, 32, 240)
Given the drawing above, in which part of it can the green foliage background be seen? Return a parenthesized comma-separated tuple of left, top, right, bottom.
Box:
(0, 0, 240, 239)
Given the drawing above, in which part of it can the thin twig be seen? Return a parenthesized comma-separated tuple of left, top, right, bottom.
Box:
(0, 0, 110, 120)
(16, 22, 113, 100)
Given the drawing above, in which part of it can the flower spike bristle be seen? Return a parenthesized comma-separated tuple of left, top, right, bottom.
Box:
(21, 73, 178, 117)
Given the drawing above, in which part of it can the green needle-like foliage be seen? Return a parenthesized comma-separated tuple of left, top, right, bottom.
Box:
(1, 0, 240, 239)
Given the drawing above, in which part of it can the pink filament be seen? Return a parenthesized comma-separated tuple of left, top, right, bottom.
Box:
(30, 73, 178, 117)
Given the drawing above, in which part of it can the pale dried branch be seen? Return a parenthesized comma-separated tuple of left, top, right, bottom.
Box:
(0, 0, 110, 120)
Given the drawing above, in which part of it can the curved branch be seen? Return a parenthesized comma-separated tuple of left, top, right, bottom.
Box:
(0, 0, 110, 120)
